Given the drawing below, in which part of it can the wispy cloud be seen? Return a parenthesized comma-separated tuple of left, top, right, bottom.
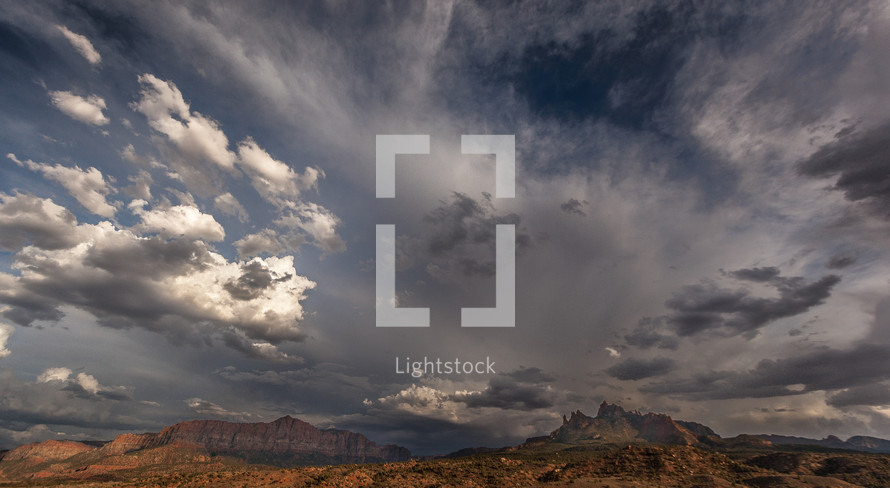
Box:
(56, 25, 101, 66)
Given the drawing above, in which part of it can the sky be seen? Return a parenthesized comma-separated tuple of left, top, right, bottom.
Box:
(1, 0, 890, 456)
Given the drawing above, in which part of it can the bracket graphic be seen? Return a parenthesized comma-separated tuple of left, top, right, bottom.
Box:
(375, 135, 515, 328)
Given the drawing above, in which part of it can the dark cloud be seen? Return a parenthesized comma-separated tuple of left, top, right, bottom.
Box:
(727, 266, 781, 282)
(400, 192, 532, 281)
(642, 343, 890, 400)
(0, 298, 64, 327)
(624, 317, 679, 350)
(224, 261, 286, 301)
(83, 235, 213, 280)
(0, 367, 165, 448)
(0, 192, 81, 251)
(826, 251, 859, 270)
(458, 367, 556, 410)
(828, 383, 890, 408)
(606, 357, 675, 381)
(799, 122, 890, 217)
(559, 198, 588, 216)
(337, 406, 552, 456)
(663, 270, 840, 337)
(0, 0, 888, 453)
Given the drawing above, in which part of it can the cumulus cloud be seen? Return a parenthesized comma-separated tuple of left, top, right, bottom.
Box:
(132, 74, 234, 168)
(213, 192, 248, 222)
(0, 323, 12, 359)
(37, 367, 73, 383)
(0, 192, 82, 251)
(129, 73, 344, 254)
(276, 202, 345, 254)
(0, 196, 316, 350)
(48, 90, 109, 126)
(233, 229, 298, 257)
(0, 364, 173, 448)
(9, 154, 118, 217)
(122, 170, 153, 201)
(35, 367, 129, 400)
(56, 25, 101, 66)
(131, 74, 235, 195)
(130, 200, 225, 241)
(355, 371, 563, 454)
(236, 138, 321, 203)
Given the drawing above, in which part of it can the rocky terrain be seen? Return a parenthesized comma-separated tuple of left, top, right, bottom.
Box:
(98, 415, 410, 464)
(0, 414, 409, 483)
(4, 402, 890, 487)
(523, 401, 709, 447)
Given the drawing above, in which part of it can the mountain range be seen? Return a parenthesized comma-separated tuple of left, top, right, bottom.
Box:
(522, 401, 890, 455)
(0, 415, 409, 472)
(4, 401, 890, 484)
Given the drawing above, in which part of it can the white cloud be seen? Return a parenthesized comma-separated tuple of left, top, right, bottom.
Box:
(56, 25, 101, 66)
(75, 372, 100, 395)
(185, 397, 252, 420)
(374, 384, 459, 420)
(0, 322, 13, 359)
(34, 366, 126, 398)
(122, 170, 153, 200)
(213, 192, 248, 223)
(276, 202, 345, 254)
(49, 90, 109, 126)
(0, 198, 316, 347)
(120, 144, 163, 169)
(132, 73, 235, 170)
(233, 228, 305, 258)
(37, 367, 72, 383)
(605, 347, 621, 359)
(9, 154, 118, 217)
(236, 138, 321, 203)
(131, 201, 225, 241)
(221, 333, 303, 364)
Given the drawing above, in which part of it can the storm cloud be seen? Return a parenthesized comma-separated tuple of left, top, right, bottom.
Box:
(799, 122, 890, 217)
(662, 268, 840, 337)
(0, 0, 889, 454)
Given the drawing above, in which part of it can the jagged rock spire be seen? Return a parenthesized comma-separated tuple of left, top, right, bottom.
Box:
(596, 401, 627, 418)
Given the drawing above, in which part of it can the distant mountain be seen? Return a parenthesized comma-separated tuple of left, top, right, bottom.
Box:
(7, 400, 890, 485)
(100, 415, 410, 464)
(1, 415, 410, 473)
(1, 440, 95, 463)
(755, 433, 890, 454)
(519, 401, 890, 455)
(523, 401, 709, 448)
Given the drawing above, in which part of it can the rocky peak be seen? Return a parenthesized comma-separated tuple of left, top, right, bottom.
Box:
(596, 401, 628, 419)
(542, 401, 704, 447)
